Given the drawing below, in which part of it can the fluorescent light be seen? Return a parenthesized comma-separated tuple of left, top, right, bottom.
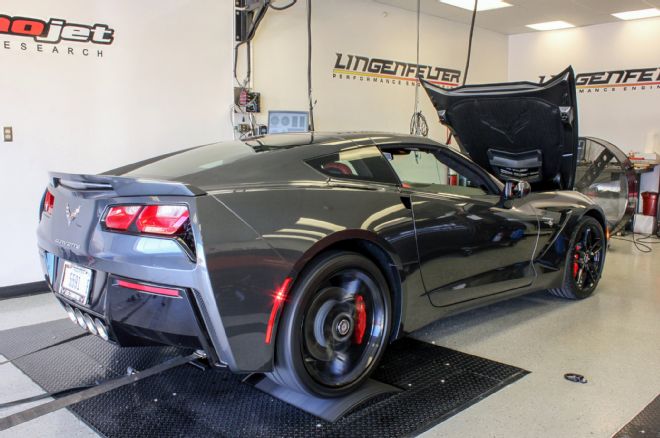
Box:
(440, 0, 512, 12)
(611, 8, 660, 20)
(526, 21, 575, 31)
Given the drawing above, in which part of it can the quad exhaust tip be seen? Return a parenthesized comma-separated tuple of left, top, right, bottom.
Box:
(83, 314, 98, 336)
(74, 309, 86, 329)
(64, 304, 77, 323)
(95, 318, 109, 341)
(61, 303, 110, 341)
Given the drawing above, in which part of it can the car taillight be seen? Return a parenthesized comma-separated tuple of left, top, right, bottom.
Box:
(43, 189, 55, 216)
(136, 205, 189, 235)
(103, 204, 190, 236)
(103, 204, 194, 257)
(105, 205, 143, 231)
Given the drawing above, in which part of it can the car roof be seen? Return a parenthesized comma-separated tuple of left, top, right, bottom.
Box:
(108, 132, 460, 192)
(241, 132, 447, 155)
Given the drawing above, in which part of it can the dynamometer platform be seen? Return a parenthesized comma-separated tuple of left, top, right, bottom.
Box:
(0, 319, 528, 437)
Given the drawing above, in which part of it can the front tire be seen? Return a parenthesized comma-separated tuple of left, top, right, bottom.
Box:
(270, 251, 391, 397)
(549, 216, 606, 300)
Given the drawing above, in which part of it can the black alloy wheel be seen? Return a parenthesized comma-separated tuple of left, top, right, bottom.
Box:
(549, 216, 606, 299)
(270, 251, 391, 397)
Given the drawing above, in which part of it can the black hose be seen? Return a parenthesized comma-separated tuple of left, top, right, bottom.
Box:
(269, 0, 297, 10)
(233, 41, 245, 86)
(462, 0, 478, 86)
(410, 112, 429, 137)
(409, 0, 428, 137)
(307, 0, 315, 131)
(233, 3, 269, 87)
(612, 231, 659, 253)
(442, 0, 477, 143)
(246, 41, 252, 85)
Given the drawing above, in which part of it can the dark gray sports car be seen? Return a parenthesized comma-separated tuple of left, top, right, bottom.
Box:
(37, 67, 607, 397)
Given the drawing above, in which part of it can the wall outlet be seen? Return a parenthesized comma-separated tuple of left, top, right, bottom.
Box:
(3, 127, 12, 142)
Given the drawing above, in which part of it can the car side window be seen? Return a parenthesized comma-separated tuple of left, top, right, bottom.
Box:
(382, 147, 490, 196)
(306, 146, 399, 185)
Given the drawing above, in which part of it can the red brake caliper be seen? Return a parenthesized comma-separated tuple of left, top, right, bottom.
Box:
(572, 244, 581, 278)
(354, 295, 367, 345)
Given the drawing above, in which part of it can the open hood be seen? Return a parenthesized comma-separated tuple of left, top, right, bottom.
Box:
(422, 67, 578, 190)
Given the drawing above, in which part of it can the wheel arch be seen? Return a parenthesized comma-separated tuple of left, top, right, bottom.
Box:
(547, 206, 608, 300)
(581, 207, 608, 238)
(278, 231, 405, 346)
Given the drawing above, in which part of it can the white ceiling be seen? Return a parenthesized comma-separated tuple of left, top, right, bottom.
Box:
(375, 0, 660, 34)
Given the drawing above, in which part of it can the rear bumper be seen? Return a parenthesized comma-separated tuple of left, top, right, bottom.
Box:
(37, 191, 293, 374)
(39, 248, 222, 366)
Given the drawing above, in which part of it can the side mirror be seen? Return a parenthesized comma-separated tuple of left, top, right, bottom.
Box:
(502, 179, 531, 200)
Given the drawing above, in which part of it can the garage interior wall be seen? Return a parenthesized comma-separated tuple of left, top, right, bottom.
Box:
(4, 2, 658, 288)
(249, 0, 508, 141)
(0, 0, 234, 287)
(1, 0, 509, 288)
(508, 17, 660, 155)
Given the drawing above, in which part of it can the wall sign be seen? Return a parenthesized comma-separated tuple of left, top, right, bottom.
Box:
(332, 52, 461, 88)
(540, 67, 660, 94)
(0, 13, 115, 57)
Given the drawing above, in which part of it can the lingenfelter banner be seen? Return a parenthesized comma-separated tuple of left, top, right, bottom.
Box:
(540, 67, 660, 94)
(332, 52, 462, 88)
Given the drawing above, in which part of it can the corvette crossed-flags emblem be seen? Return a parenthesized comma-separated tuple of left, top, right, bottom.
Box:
(65, 203, 81, 226)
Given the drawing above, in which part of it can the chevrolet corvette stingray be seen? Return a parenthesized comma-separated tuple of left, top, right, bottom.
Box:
(37, 67, 607, 397)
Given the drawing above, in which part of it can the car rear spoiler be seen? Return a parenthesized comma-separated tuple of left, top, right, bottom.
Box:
(49, 172, 205, 197)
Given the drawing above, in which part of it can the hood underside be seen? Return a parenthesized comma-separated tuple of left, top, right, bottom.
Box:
(422, 66, 578, 191)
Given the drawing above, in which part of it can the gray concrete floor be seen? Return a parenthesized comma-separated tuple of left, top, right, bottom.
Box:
(0, 295, 98, 437)
(0, 239, 658, 437)
(417, 238, 660, 437)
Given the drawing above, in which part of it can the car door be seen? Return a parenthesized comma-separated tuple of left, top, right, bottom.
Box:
(381, 144, 540, 307)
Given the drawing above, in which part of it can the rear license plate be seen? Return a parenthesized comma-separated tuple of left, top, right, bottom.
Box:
(59, 261, 93, 305)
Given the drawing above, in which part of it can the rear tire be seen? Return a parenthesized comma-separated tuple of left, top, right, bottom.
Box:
(548, 216, 606, 300)
(269, 251, 391, 397)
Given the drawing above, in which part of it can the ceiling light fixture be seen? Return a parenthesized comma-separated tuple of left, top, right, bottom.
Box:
(611, 8, 660, 20)
(440, 0, 512, 12)
(526, 20, 575, 31)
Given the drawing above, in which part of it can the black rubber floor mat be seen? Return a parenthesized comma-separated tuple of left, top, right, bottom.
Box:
(613, 394, 660, 438)
(0, 319, 529, 437)
(0, 318, 84, 360)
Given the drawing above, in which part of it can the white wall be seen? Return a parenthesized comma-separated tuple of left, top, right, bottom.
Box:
(0, 0, 234, 286)
(3, 3, 655, 287)
(1, 0, 509, 287)
(7, 1, 658, 286)
(508, 18, 660, 154)
(249, 0, 509, 142)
